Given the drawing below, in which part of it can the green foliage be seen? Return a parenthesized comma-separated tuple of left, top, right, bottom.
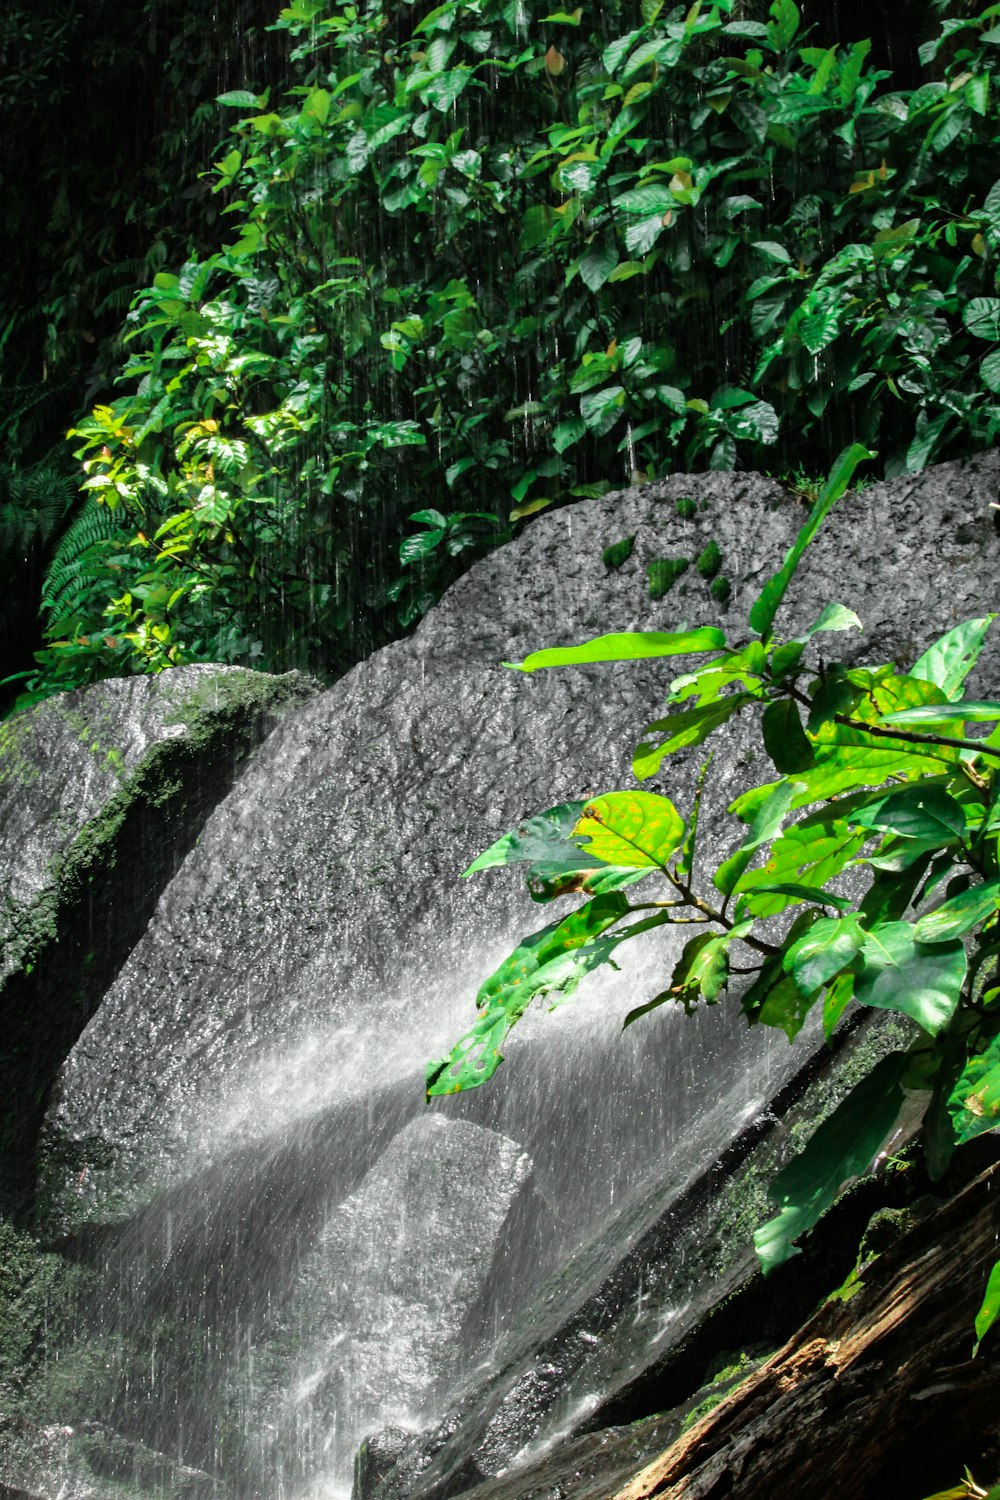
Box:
(675, 497, 699, 520)
(432, 447, 1000, 1277)
(25, 0, 1000, 697)
(973, 1257, 1000, 1356)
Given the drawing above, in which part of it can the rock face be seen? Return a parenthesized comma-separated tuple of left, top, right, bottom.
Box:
(0, 665, 313, 1212)
(1, 453, 997, 1500)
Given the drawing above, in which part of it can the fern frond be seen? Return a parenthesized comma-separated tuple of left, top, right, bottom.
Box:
(0, 460, 77, 552)
(40, 496, 132, 620)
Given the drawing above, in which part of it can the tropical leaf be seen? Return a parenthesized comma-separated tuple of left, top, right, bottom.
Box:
(849, 783, 968, 843)
(463, 801, 589, 874)
(753, 1052, 910, 1274)
(506, 628, 727, 673)
(948, 1032, 1000, 1144)
(426, 893, 633, 1097)
(633, 696, 749, 779)
(910, 617, 995, 701)
(914, 879, 1000, 942)
(853, 922, 966, 1033)
(748, 443, 875, 643)
(574, 790, 685, 868)
(783, 914, 864, 998)
(973, 1258, 1000, 1356)
(734, 818, 867, 917)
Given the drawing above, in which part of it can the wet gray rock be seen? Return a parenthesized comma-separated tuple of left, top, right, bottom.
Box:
(0, 665, 313, 1211)
(21, 453, 1000, 1497)
(41, 453, 1000, 1232)
(0, 1416, 224, 1500)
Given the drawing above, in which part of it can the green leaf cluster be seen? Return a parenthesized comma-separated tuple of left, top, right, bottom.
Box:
(436, 448, 1000, 1280)
(23, 0, 1000, 697)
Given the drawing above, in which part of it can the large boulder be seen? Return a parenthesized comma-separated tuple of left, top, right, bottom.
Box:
(0, 665, 313, 1212)
(10, 453, 1000, 1498)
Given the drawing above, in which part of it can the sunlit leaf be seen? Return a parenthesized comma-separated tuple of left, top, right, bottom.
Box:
(574, 790, 685, 868)
(910, 617, 995, 700)
(506, 628, 727, 673)
(973, 1258, 1000, 1356)
(948, 1032, 1000, 1144)
(914, 879, 1000, 942)
(749, 444, 876, 642)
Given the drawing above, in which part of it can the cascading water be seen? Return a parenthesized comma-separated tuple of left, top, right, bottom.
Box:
(7, 456, 999, 1500)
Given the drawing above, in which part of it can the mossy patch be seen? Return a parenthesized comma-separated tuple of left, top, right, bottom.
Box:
(602, 535, 635, 571)
(710, 575, 731, 606)
(696, 540, 722, 580)
(648, 557, 690, 600)
(675, 497, 698, 520)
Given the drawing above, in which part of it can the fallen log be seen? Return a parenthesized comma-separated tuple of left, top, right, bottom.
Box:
(612, 1158, 1000, 1500)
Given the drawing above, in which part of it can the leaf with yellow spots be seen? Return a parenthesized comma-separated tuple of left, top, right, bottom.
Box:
(574, 790, 685, 869)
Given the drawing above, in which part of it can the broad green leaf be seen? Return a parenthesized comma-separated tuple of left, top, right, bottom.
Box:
(753, 1052, 909, 1274)
(849, 783, 967, 843)
(766, 0, 800, 50)
(739, 881, 852, 913)
(464, 801, 589, 874)
(800, 674, 961, 799)
(667, 642, 767, 703)
(580, 384, 626, 436)
(973, 1258, 1000, 1355)
(948, 1032, 1000, 1144)
(633, 696, 747, 779)
(795, 602, 863, 641)
(854, 922, 966, 1033)
(783, 914, 864, 998)
(915, 879, 1000, 942)
(574, 790, 685, 868)
(668, 927, 748, 1013)
(748, 444, 876, 643)
(734, 817, 867, 917)
(757, 973, 816, 1040)
(982, 350, 1000, 395)
(426, 894, 631, 1096)
(506, 628, 727, 673)
(527, 866, 651, 902)
(714, 780, 798, 898)
(217, 89, 262, 107)
(580, 241, 619, 292)
(964, 297, 1000, 340)
(823, 971, 855, 1039)
(762, 698, 814, 773)
(911, 617, 995, 701)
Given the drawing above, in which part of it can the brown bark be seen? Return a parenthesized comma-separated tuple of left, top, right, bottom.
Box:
(612, 1160, 1000, 1500)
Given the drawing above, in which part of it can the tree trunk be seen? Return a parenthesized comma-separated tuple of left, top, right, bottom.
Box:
(612, 1158, 1000, 1500)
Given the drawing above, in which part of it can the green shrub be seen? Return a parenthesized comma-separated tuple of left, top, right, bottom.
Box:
(25, 0, 1000, 700)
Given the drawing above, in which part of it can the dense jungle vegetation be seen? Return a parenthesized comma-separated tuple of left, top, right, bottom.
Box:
(1, 0, 997, 712)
